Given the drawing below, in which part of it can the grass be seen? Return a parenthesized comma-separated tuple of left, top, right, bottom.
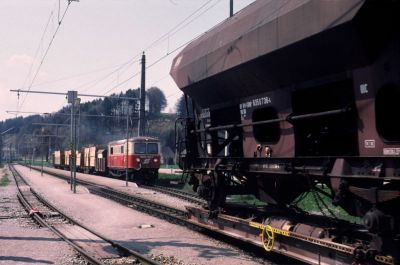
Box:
(227, 194, 267, 206)
(227, 188, 362, 223)
(30, 161, 52, 167)
(293, 186, 363, 224)
(158, 173, 181, 180)
(0, 172, 10, 186)
(173, 178, 362, 224)
(160, 164, 179, 169)
(158, 171, 363, 224)
(156, 173, 185, 187)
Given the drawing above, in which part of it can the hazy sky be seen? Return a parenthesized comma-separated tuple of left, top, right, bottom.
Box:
(0, 0, 255, 122)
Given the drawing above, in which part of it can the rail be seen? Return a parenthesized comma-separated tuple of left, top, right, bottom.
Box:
(21, 164, 395, 265)
(9, 164, 160, 265)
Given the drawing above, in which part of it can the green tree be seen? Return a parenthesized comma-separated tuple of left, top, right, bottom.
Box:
(175, 94, 193, 118)
(147, 87, 166, 116)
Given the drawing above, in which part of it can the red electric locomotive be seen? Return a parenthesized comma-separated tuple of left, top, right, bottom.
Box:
(107, 137, 161, 184)
(52, 137, 160, 185)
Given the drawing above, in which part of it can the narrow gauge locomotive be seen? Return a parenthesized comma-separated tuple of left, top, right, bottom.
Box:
(107, 137, 160, 184)
(52, 137, 160, 184)
(171, 0, 400, 261)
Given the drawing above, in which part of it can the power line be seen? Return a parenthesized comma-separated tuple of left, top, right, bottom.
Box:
(149, 74, 170, 87)
(18, 9, 55, 110)
(78, 58, 140, 92)
(22, 0, 220, 99)
(14, 0, 228, 113)
(102, 28, 206, 96)
(102, 70, 141, 96)
(102, 0, 223, 96)
(6, 110, 138, 119)
(11, 89, 138, 101)
(86, 0, 221, 96)
(18, 0, 76, 111)
(144, 0, 217, 52)
(21, 60, 136, 89)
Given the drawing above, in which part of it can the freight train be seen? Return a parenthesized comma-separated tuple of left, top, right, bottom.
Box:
(52, 137, 161, 184)
(171, 0, 400, 262)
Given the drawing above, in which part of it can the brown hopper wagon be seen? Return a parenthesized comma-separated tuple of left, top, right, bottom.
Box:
(171, 0, 400, 260)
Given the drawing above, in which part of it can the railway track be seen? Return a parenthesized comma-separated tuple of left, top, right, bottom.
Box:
(140, 184, 205, 205)
(23, 165, 396, 265)
(9, 164, 160, 265)
(88, 186, 189, 224)
(23, 165, 291, 263)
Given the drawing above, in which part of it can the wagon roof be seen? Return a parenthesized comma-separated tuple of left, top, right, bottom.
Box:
(170, 0, 364, 100)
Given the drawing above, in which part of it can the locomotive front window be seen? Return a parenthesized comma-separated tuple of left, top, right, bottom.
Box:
(147, 143, 158, 154)
(134, 143, 146, 154)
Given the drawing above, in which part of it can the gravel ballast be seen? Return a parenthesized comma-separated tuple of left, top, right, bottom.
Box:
(37, 166, 194, 211)
(0, 166, 79, 265)
(16, 165, 270, 265)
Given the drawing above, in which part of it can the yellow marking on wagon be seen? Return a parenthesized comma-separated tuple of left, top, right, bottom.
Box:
(249, 221, 290, 251)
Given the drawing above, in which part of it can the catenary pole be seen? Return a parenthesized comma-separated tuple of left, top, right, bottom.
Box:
(0, 127, 15, 166)
(68, 91, 76, 192)
(125, 102, 129, 187)
(138, 52, 146, 136)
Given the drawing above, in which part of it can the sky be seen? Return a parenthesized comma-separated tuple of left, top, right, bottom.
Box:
(0, 0, 255, 122)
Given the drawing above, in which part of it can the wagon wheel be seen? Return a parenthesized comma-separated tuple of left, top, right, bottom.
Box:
(261, 225, 275, 252)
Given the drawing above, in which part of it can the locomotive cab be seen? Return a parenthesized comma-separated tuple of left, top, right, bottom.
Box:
(107, 137, 160, 185)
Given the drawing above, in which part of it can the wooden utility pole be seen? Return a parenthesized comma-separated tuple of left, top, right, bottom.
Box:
(125, 101, 130, 187)
(230, 0, 233, 17)
(138, 52, 146, 136)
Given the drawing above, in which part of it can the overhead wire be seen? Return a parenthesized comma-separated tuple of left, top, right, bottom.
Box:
(15, 0, 227, 117)
(102, 0, 223, 96)
(77, 58, 140, 92)
(149, 74, 170, 87)
(17, 9, 55, 113)
(18, 0, 74, 112)
(82, 0, 219, 96)
(16, 0, 221, 102)
(22, 61, 136, 89)
(144, 0, 216, 52)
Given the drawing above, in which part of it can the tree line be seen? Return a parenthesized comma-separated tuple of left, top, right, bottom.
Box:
(0, 87, 189, 164)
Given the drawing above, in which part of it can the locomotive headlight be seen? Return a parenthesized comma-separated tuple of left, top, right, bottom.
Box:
(153, 158, 158, 163)
(136, 158, 141, 162)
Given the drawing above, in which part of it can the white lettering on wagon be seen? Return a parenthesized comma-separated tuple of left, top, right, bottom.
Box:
(383, 148, 400, 156)
(240, 96, 272, 120)
(239, 101, 251, 120)
(252, 96, 272, 107)
(360, 83, 368, 94)
(364, 140, 375, 148)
